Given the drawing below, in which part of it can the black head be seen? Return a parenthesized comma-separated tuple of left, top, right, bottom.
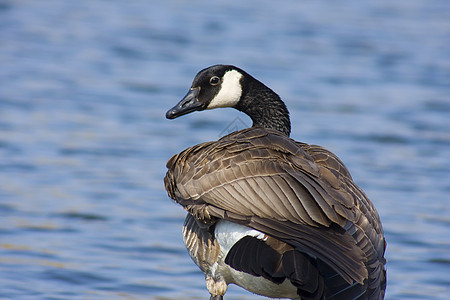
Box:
(166, 65, 291, 136)
(166, 65, 245, 119)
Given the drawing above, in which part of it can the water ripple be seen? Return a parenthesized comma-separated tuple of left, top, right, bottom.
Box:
(1, 0, 450, 299)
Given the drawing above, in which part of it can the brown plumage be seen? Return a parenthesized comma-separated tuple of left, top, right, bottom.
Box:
(164, 65, 386, 299)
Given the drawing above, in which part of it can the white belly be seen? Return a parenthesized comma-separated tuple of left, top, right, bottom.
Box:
(214, 220, 298, 299)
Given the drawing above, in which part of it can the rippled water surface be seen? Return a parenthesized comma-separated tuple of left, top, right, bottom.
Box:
(1, 1, 449, 299)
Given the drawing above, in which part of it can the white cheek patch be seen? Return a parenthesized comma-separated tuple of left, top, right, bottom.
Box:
(207, 69, 243, 109)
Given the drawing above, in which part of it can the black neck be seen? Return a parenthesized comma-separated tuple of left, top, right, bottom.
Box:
(236, 79, 291, 136)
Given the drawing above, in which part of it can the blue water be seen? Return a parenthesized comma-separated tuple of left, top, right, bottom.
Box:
(1, 1, 449, 299)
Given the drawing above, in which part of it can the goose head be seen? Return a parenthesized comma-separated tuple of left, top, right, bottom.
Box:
(166, 65, 291, 136)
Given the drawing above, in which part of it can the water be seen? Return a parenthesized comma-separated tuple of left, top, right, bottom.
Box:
(0, 0, 449, 299)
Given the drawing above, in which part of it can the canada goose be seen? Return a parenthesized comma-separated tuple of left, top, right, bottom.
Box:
(164, 65, 386, 300)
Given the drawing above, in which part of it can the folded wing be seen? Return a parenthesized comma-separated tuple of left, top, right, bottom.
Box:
(165, 127, 386, 292)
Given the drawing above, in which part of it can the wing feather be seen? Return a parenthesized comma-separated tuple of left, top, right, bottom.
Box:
(165, 127, 385, 289)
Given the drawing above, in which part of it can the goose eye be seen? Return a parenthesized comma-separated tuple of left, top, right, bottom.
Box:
(209, 76, 220, 85)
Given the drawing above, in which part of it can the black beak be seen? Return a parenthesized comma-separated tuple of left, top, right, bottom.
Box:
(166, 87, 202, 119)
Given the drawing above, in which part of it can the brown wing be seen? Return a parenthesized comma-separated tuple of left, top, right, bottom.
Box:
(165, 127, 386, 289)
